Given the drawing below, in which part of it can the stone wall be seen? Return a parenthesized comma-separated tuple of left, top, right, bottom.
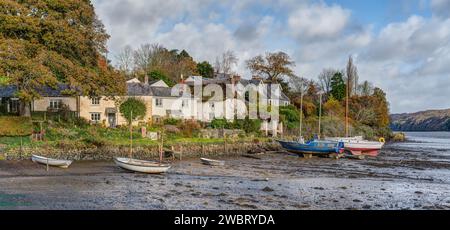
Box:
(3, 141, 280, 161)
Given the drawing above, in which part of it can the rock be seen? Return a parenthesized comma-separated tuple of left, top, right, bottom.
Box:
(353, 199, 362, 203)
(262, 186, 274, 192)
(415, 191, 423, 194)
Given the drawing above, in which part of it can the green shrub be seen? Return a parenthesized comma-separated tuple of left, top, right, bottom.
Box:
(119, 97, 147, 124)
(211, 118, 228, 129)
(164, 118, 181, 126)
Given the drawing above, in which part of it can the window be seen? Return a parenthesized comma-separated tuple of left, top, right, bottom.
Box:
(209, 102, 215, 110)
(155, 98, 163, 107)
(91, 97, 100, 105)
(90, 113, 101, 122)
(182, 99, 189, 108)
(49, 99, 61, 109)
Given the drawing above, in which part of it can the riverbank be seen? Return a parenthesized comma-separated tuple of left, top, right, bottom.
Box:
(1, 141, 450, 210)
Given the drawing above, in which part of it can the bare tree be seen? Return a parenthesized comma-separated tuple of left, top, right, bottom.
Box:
(214, 50, 238, 74)
(318, 68, 336, 94)
(289, 75, 309, 94)
(115, 45, 135, 77)
(346, 55, 359, 96)
(246, 52, 295, 83)
(358, 80, 374, 96)
(133, 43, 153, 73)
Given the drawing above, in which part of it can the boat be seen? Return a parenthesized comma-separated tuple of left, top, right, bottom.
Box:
(325, 137, 385, 157)
(113, 111, 171, 174)
(31, 154, 73, 168)
(277, 139, 344, 157)
(200, 158, 225, 166)
(114, 157, 171, 174)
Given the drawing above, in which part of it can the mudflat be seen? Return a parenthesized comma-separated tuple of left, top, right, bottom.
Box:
(1, 143, 450, 210)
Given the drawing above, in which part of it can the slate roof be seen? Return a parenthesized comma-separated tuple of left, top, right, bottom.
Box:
(0, 85, 17, 97)
(0, 84, 79, 97)
(126, 83, 153, 96)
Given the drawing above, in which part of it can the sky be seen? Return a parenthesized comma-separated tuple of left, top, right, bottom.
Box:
(92, 0, 450, 114)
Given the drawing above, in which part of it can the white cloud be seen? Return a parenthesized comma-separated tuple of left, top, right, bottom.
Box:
(288, 3, 351, 41)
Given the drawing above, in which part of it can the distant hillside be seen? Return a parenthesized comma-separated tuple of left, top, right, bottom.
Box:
(390, 109, 450, 131)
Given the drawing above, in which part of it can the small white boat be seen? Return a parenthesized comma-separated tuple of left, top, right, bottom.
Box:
(114, 157, 170, 174)
(325, 137, 385, 157)
(200, 158, 225, 166)
(31, 154, 73, 168)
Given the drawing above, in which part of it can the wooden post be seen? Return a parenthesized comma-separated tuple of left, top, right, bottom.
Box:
(224, 134, 227, 154)
(159, 131, 163, 164)
(46, 157, 49, 172)
(201, 143, 205, 156)
(129, 110, 133, 159)
(20, 136, 23, 158)
(44, 112, 46, 121)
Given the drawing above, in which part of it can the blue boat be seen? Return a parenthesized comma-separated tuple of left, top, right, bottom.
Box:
(277, 139, 344, 155)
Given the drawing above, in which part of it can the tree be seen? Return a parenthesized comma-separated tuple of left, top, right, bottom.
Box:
(330, 72, 346, 101)
(358, 80, 373, 96)
(115, 45, 135, 77)
(346, 55, 359, 96)
(214, 50, 238, 74)
(148, 70, 175, 87)
(246, 52, 295, 83)
(372, 87, 390, 128)
(288, 75, 309, 94)
(197, 61, 214, 78)
(119, 97, 147, 125)
(324, 95, 344, 120)
(0, 0, 125, 116)
(318, 68, 336, 95)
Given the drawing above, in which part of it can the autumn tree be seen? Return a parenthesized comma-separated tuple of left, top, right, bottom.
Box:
(0, 0, 125, 116)
(372, 87, 390, 128)
(324, 95, 344, 120)
(246, 52, 295, 83)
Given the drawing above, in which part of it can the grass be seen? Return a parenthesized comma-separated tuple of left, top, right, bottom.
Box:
(0, 116, 33, 136)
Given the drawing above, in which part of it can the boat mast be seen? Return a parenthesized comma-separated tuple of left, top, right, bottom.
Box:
(299, 81, 304, 138)
(345, 73, 349, 138)
(318, 92, 323, 139)
(129, 110, 133, 158)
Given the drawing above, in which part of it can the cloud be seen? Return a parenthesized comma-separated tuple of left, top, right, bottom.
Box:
(431, 0, 450, 17)
(288, 3, 351, 41)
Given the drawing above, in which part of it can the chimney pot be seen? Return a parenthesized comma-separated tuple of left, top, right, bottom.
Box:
(144, 75, 149, 85)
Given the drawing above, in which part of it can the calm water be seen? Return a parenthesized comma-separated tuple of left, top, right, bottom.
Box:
(394, 132, 450, 150)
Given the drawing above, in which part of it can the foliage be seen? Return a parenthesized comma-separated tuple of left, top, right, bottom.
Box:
(178, 120, 201, 137)
(324, 95, 344, 119)
(280, 105, 300, 129)
(119, 98, 147, 124)
(0, 116, 32, 136)
(148, 70, 175, 86)
(210, 118, 228, 129)
(246, 52, 295, 82)
(330, 72, 346, 101)
(0, 0, 125, 114)
(197, 61, 214, 78)
(164, 118, 181, 126)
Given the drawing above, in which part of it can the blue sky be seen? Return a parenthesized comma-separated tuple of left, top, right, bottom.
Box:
(93, 0, 450, 113)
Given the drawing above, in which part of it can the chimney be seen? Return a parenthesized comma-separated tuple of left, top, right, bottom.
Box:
(144, 75, 149, 85)
(180, 74, 185, 84)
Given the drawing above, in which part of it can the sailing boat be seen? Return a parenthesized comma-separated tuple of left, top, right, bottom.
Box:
(324, 71, 385, 157)
(277, 83, 344, 158)
(114, 110, 171, 173)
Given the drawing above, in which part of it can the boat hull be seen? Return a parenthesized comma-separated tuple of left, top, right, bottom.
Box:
(277, 140, 344, 155)
(114, 157, 170, 174)
(325, 138, 384, 157)
(31, 155, 72, 168)
(200, 158, 225, 166)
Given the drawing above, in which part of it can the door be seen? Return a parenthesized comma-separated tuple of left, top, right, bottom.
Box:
(108, 113, 116, 128)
